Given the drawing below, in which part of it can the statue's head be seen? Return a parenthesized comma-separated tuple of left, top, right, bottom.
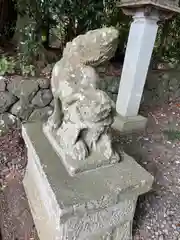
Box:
(63, 27, 119, 66)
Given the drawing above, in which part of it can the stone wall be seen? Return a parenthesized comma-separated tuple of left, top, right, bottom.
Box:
(0, 76, 53, 135)
(98, 68, 180, 107)
(143, 70, 180, 105)
(1, 69, 180, 135)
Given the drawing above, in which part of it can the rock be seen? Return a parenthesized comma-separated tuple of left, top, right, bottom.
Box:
(169, 77, 179, 91)
(0, 91, 17, 113)
(96, 66, 107, 74)
(0, 76, 6, 91)
(31, 89, 53, 108)
(157, 78, 169, 101)
(7, 76, 39, 102)
(146, 72, 161, 90)
(142, 90, 153, 105)
(98, 77, 108, 91)
(42, 64, 54, 75)
(37, 78, 50, 89)
(29, 106, 53, 121)
(99, 76, 119, 94)
(174, 89, 180, 99)
(106, 76, 119, 93)
(161, 72, 170, 81)
(10, 100, 34, 120)
(0, 113, 20, 136)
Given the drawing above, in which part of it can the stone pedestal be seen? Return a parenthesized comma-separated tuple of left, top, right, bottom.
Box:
(22, 122, 153, 240)
(115, 0, 180, 132)
(113, 114, 147, 132)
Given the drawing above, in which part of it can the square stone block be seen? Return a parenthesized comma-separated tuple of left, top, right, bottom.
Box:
(22, 122, 153, 240)
(43, 123, 121, 177)
(112, 114, 147, 132)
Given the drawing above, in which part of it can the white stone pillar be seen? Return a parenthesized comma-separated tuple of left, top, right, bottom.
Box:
(114, 9, 159, 131)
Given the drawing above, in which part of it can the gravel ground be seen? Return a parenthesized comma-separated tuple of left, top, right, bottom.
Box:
(0, 129, 27, 186)
(118, 103, 180, 240)
(0, 129, 38, 240)
(0, 102, 180, 239)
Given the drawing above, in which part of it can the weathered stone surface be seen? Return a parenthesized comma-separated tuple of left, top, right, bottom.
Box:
(29, 107, 53, 121)
(10, 101, 34, 120)
(99, 69, 180, 107)
(113, 114, 147, 132)
(0, 113, 20, 136)
(0, 76, 6, 91)
(50, 99, 54, 107)
(169, 77, 179, 91)
(96, 66, 107, 74)
(22, 122, 154, 240)
(0, 91, 17, 113)
(145, 72, 160, 90)
(143, 70, 180, 105)
(1, 68, 180, 128)
(106, 76, 119, 94)
(7, 77, 39, 102)
(37, 78, 50, 89)
(112, 93, 117, 103)
(32, 89, 53, 108)
(41, 64, 53, 75)
(173, 88, 180, 100)
(46, 27, 120, 173)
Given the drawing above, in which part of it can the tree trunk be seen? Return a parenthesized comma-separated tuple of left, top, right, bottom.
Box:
(0, 0, 17, 44)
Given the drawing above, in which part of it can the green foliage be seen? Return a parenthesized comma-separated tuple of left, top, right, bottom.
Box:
(1, 0, 180, 75)
(0, 55, 36, 77)
(19, 63, 36, 76)
(0, 56, 16, 76)
(163, 129, 180, 141)
(103, 0, 130, 52)
(13, 0, 130, 74)
(153, 15, 180, 65)
(54, 0, 130, 47)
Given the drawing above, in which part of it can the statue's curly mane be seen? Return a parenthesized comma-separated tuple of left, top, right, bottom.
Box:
(77, 90, 113, 123)
(63, 27, 119, 65)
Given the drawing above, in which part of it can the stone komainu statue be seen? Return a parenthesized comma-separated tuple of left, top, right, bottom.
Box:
(46, 27, 120, 164)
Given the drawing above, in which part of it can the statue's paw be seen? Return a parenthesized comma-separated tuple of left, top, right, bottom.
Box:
(72, 140, 88, 161)
(47, 116, 61, 131)
(110, 150, 120, 164)
(102, 145, 120, 163)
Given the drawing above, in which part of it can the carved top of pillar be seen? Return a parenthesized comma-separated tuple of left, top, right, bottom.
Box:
(117, 0, 180, 13)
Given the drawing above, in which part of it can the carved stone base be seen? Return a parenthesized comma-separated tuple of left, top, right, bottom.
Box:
(22, 122, 153, 240)
(43, 123, 121, 176)
(112, 114, 147, 132)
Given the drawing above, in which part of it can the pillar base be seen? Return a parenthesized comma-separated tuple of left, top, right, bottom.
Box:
(113, 114, 147, 132)
(22, 122, 153, 240)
